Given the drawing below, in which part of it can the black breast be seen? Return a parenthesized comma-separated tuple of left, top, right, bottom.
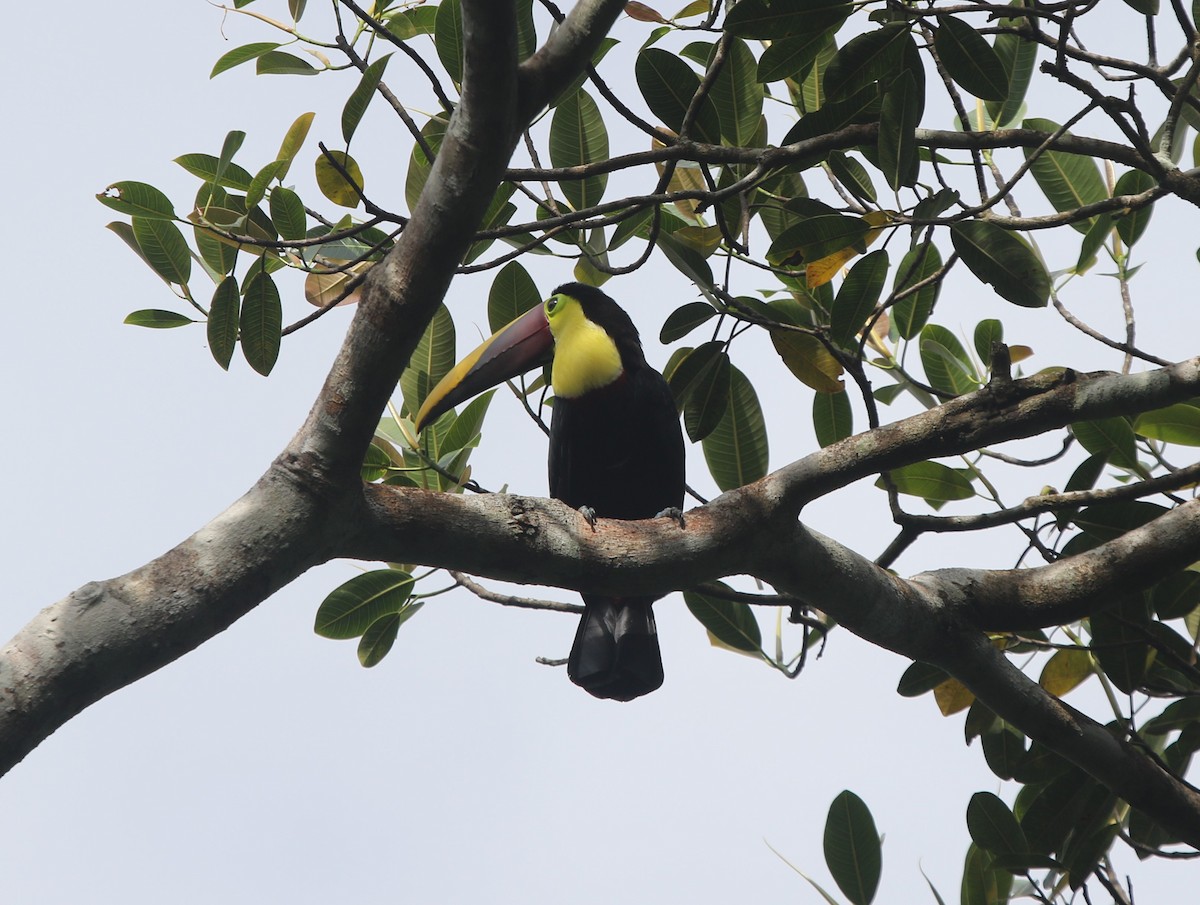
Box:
(548, 366, 685, 521)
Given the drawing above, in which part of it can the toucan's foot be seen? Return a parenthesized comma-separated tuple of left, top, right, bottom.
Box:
(655, 506, 685, 529)
(579, 505, 598, 531)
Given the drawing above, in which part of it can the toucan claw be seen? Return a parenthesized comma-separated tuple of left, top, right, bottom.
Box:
(655, 506, 686, 529)
(578, 505, 598, 531)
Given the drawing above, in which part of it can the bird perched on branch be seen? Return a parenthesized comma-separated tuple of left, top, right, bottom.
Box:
(416, 282, 685, 701)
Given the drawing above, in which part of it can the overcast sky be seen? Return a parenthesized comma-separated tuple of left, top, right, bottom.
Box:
(2, 4, 1195, 903)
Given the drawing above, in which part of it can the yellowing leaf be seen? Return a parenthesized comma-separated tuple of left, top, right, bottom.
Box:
(1038, 648, 1093, 697)
(315, 150, 365, 207)
(673, 225, 722, 255)
(933, 677, 975, 715)
(804, 210, 892, 288)
(771, 329, 843, 393)
(304, 259, 374, 307)
(653, 135, 705, 217)
(625, 1, 666, 22)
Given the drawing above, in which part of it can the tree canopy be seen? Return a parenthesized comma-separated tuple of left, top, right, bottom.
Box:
(6, 1, 1200, 902)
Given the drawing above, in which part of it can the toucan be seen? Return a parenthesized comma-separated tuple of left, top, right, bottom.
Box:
(415, 283, 685, 701)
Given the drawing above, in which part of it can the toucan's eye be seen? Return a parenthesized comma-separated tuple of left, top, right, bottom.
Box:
(545, 296, 560, 314)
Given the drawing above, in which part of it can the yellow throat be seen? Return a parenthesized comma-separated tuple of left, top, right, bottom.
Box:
(546, 293, 624, 399)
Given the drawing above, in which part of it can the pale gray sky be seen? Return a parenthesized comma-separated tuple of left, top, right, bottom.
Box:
(1, 4, 1195, 903)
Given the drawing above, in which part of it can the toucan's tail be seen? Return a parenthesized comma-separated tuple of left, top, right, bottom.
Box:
(567, 597, 664, 702)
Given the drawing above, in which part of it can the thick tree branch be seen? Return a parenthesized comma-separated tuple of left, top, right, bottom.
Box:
(291, 0, 522, 480)
(0, 0, 650, 780)
(922, 499, 1200, 631)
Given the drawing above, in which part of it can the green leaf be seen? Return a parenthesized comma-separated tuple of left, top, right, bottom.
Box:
(1153, 569, 1200, 620)
(896, 661, 949, 697)
(245, 159, 287, 212)
(132, 217, 192, 285)
(634, 48, 720, 143)
(515, 0, 537, 61)
(1134, 403, 1200, 446)
(487, 261, 542, 333)
(882, 461, 974, 502)
(315, 570, 415, 639)
(1074, 500, 1166, 543)
(813, 389, 853, 448)
(986, 28, 1037, 127)
(401, 304, 456, 416)
(967, 792, 1029, 857)
(1143, 697, 1200, 734)
(823, 22, 909, 100)
(434, 0, 464, 83)
(878, 69, 919, 189)
(950, 220, 1049, 308)
(724, 0, 850, 40)
(214, 131, 246, 191)
(175, 153, 254, 191)
(782, 82, 879, 144)
(211, 42, 282, 77)
(658, 230, 714, 288)
(982, 724, 1026, 780)
(683, 584, 762, 654)
(1090, 595, 1155, 693)
(934, 16, 1008, 100)
(123, 309, 195, 329)
(668, 341, 724, 406)
(881, 460, 956, 508)
(440, 390, 496, 458)
(550, 89, 609, 211)
(386, 6, 437, 39)
(660, 302, 717, 343)
(207, 276, 240, 370)
(97, 181, 177, 219)
(960, 844, 1011, 905)
(758, 30, 836, 83)
(342, 54, 391, 144)
(702, 364, 768, 491)
(1113, 169, 1157, 246)
(973, 319, 1003, 364)
(357, 603, 424, 667)
(1063, 822, 1120, 891)
(827, 152, 876, 204)
(767, 214, 870, 267)
(256, 50, 318, 76)
(1022, 117, 1107, 233)
(1074, 212, 1112, 275)
(797, 38, 837, 114)
(920, 323, 979, 396)
(1072, 417, 1139, 469)
(315, 150, 364, 207)
(193, 222, 237, 278)
(823, 790, 881, 905)
(240, 271, 282, 376)
(710, 37, 763, 146)
(405, 115, 449, 212)
(831, 250, 887, 346)
(269, 186, 307, 241)
(682, 349, 732, 443)
(892, 243, 943, 338)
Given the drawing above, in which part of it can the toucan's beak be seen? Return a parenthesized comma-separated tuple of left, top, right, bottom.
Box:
(414, 304, 554, 431)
